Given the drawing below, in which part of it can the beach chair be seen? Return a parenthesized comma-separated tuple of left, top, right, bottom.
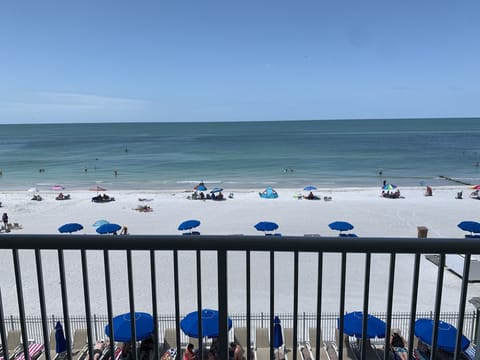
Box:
(334, 329, 355, 360)
(307, 328, 330, 360)
(283, 328, 304, 360)
(14, 343, 45, 360)
(71, 329, 87, 355)
(234, 327, 250, 360)
(255, 328, 270, 360)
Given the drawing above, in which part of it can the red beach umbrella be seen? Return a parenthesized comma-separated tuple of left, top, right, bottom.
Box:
(471, 184, 480, 190)
(89, 185, 107, 192)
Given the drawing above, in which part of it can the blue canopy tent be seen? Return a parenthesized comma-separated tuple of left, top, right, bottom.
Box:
(329, 221, 357, 237)
(254, 221, 281, 236)
(259, 187, 278, 199)
(180, 309, 232, 338)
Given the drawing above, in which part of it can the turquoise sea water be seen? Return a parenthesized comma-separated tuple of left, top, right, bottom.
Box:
(0, 118, 479, 190)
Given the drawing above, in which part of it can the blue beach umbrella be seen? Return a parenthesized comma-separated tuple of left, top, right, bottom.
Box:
(210, 187, 223, 193)
(273, 316, 284, 349)
(194, 182, 207, 191)
(55, 321, 67, 354)
(303, 185, 317, 191)
(105, 312, 154, 342)
(93, 219, 109, 227)
(254, 221, 279, 232)
(96, 223, 122, 234)
(329, 221, 354, 232)
(414, 318, 470, 352)
(180, 309, 232, 338)
(457, 221, 480, 234)
(58, 223, 83, 234)
(339, 311, 386, 339)
(178, 220, 201, 231)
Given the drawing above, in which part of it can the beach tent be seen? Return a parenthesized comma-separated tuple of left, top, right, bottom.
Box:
(259, 187, 279, 199)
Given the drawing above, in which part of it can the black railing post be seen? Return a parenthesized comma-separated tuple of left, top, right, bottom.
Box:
(58, 250, 73, 360)
(0, 288, 8, 360)
(315, 253, 323, 360)
(196, 250, 203, 360)
(217, 250, 228, 360)
(246, 250, 252, 360)
(13, 249, 29, 360)
(81, 250, 94, 360)
(127, 249, 137, 360)
(150, 250, 159, 360)
(384, 253, 396, 360)
(173, 250, 181, 360)
(35, 249, 51, 360)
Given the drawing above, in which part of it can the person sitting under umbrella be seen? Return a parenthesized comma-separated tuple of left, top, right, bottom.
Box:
(183, 343, 197, 360)
(390, 329, 408, 360)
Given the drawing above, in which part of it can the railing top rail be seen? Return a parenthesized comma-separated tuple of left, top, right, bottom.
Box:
(0, 234, 478, 253)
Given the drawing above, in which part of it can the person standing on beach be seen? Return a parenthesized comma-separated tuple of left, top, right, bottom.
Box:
(2, 212, 8, 232)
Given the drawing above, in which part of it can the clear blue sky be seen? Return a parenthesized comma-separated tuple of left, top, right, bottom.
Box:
(1, 1, 479, 123)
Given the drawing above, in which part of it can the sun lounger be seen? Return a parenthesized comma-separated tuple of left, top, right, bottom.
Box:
(14, 343, 44, 360)
(283, 328, 304, 360)
(307, 328, 331, 360)
(71, 329, 87, 356)
(334, 329, 356, 360)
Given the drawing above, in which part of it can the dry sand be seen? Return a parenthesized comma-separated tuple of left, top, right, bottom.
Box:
(0, 185, 478, 317)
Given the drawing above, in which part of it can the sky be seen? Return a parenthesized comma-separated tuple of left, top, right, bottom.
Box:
(1, 1, 479, 124)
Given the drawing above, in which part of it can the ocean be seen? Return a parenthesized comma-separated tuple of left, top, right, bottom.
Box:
(0, 118, 479, 190)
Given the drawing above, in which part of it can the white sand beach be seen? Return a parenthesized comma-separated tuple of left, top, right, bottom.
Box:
(0, 185, 479, 317)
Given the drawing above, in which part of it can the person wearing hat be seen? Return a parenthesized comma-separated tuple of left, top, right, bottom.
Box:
(390, 329, 408, 360)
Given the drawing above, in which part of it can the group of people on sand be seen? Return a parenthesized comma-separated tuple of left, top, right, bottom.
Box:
(191, 191, 225, 201)
(92, 193, 114, 202)
(88, 336, 154, 360)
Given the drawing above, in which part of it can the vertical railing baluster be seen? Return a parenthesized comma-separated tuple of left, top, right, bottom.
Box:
(431, 254, 446, 359)
(173, 250, 181, 360)
(338, 252, 347, 360)
(0, 288, 8, 360)
(407, 253, 420, 358)
(360, 253, 371, 360)
(246, 251, 252, 360)
(81, 250, 93, 360)
(127, 250, 137, 360)
(315, 252, 323, 360)
(454, 253, 471, 360)
(196, 250, 203, 360)
(103, 250, 115, 360)
(293, 251, 299, 360)
(150, 250, 159, 360)
(218, 250, 228, 360)
(58, 250, 72, 360)
(384, 253, 396, 360)
(269, 251, 275, 360)
(13, 249, 29, 360)
(35, 249, 51, 360)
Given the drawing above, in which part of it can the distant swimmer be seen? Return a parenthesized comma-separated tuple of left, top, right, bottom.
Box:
(84, 167, 88, 172)
(114, 170, 118, 176)
(379, 169, 383, 176)
(125, 148, 128, 152)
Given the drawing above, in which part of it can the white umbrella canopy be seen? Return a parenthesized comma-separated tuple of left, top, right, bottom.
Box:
(28, 187, 39, 193)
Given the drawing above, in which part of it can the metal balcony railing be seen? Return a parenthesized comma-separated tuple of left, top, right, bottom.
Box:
(1, 234, 479, 360)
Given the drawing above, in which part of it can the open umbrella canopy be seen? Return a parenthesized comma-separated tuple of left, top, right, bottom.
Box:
(339, 311, 386, 339)
(58, 223, 84, 233)
(55, 321, 67, 354)
(180, 309, 232, 338)
(303, 185, 317, 191)
(210, 187, 223, 193)
(254, 221, 279, 232)
(178, 220, 201, 231)
(273, 316, 283, 348)
(93, 220, 110, 227)
(194, 182, 207, 191)
(382, 184, 397, 191)
(457, 221, 480, 234)
(28, 187, 39, 193)
(96, 223, 121, 234)
(105, 312, 154, 342)
(414, 318, 470, 352)
(471, 185, 480, 190)
(52, 185, 65, 191)
(329, 221, 354, 232)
